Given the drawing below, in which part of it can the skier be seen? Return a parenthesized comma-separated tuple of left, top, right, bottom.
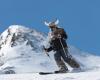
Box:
(44, 19, 80, 73)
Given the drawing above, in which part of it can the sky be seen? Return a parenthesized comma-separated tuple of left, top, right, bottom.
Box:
(0, 0, 100, 55)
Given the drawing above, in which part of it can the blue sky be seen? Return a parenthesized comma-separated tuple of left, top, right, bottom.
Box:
(0, 0, 100, 55)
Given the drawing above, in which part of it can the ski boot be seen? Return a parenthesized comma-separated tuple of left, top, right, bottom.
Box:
(54, 67, 69, 73)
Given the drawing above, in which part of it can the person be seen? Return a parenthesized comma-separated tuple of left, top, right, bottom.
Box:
(44, 20, 80, 73)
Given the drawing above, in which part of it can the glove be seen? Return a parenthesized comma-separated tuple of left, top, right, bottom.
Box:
(43, 46, 48, 52)
(58, 34, 61, 38)
(44, 48, 48, 52)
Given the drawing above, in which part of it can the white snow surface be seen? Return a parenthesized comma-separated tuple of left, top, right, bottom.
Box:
(1, 71, 100, 80)
(0, 25, 100, 80)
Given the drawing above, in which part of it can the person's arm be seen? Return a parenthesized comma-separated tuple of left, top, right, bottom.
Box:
(44, 46, 53, 52)
(62, 29, 68, 39)
(59, 29, 68, 39)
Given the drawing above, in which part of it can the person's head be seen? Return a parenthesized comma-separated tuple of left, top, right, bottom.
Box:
(48, 22, 58, 31)
(44, 19, 59, 31)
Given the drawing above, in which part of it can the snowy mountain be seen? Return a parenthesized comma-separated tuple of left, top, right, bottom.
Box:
(0, 25, 100, 75)
(0, 25, 58, 74)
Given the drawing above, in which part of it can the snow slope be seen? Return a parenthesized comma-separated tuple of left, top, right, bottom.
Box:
(0, 71, 100, 80)
(0, 25, 100, 76)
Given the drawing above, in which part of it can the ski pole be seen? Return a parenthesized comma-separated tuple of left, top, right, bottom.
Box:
(45, 51, 50, 58)
(42, 46, 50, 58)
(59, 37, 71, 58)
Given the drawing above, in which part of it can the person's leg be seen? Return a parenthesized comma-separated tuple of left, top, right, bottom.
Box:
(54, 51, 68, 73)
(61, 48, 80, 68)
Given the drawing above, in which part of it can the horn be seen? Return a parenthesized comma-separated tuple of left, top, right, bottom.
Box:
(44, 21, 50, 26)
(55, 19, 59, 25)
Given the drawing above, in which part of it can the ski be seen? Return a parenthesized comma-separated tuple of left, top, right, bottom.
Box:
(39, 71, 69, 75)
(39, 69, 84, 75)
(39, 72, 54, 75)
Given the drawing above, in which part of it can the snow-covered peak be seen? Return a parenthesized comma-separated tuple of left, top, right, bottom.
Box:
(1, 25, 43, 39)
(0, 25, 45, 47)
(8, 25, 30, 33)
(1, 25, 30, 38)
(0, 25, 53, 74)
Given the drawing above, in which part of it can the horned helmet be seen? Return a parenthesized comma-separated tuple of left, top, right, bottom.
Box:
(44, 19, 59, 28)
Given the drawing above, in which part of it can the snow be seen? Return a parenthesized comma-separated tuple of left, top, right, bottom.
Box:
(0, 70, 100, 80)
(0, 25, 100, 80)
(0, 25, 58, 74)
